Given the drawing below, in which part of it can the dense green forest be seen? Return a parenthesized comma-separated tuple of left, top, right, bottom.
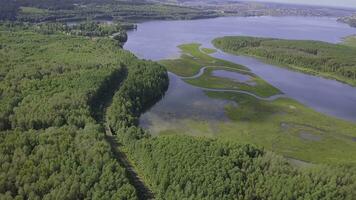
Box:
(123, 135, 356, 199)
(0, 24, 135, 131)
(0, 23, 164, 199)
(0, 0, 218, 22)
(0, 126, 137, 199)
(106, 61, 169, 132)
(213, 36, 356, 86)
(36, 20, 132, 36)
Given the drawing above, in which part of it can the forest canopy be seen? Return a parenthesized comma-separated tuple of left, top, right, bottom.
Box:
(0, 23, 147, 199)
(0, 0, 218, 22)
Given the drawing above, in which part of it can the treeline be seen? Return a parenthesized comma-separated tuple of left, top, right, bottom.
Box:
(0, 125, 138, 200)
(0, 0, 114, 16)
(106, 61, 169, 133)
(104, 47, 356, 199)
(34, 21, 129, 45)
(0, 0, 218, 22)
(126, 135, 356, 199)
(213, 36, 356, 85)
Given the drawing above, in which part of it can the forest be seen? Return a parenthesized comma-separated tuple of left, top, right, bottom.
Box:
(0, 0, 218, 22)
(0, 23, 136, 131)
(0, 126, 137, 200)
(213, 36, 356, 86)
(0, 22, 158, 199)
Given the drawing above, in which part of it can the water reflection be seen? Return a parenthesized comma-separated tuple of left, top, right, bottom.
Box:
(212, 70, 256, 86)
(212, 52, 356, 122)
(140, 73, 236, 132)
(125, 16, 356, 122)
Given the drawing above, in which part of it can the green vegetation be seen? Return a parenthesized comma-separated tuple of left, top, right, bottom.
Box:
(206, 92, 356, 164)
(0, 0, 218, 22)
(162, 43, 280, 97)
(124, 135, 356, 199)
(0, 126, 137, 200)
(161, 43, 247, 77)
(0, 25, 135, 131)
(2, 13, 356, 199)
(20, 6, 49, 15)
(148, 43, 356, 165)
(0, 23, 165, 199)
(106, 61, 169, 132)
(104, 50, 356, 198)
(44, 21, 128, 35)
(343, 35, 356, 48)
(201, 47, 217, 54)
(213, 36, 356, 86)
(1, 20, 130, 48)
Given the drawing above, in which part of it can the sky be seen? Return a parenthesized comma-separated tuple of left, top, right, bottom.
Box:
(245, 0, 356, 8)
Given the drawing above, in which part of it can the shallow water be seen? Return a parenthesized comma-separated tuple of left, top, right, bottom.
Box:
(125, 16, 356, 122)
(139, 73, 236, 131)
(211, 70, 255, 85)
(213, 52, 356, 122)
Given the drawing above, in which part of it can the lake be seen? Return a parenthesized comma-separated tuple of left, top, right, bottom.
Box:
(125, 16, 356, 123)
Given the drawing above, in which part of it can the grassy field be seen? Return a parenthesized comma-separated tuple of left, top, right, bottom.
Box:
(154, 42, 356, 164)
(213, 36, 356, 86)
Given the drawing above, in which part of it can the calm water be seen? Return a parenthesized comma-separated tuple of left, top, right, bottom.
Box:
(140, 73, 235, 132)
(213, 52, 356, 121)
(211, 70, 255, 85)
(125, 16, 356, 122)
(125, 16, 356, 60)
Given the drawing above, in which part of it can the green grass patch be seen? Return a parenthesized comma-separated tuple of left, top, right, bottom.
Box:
(185, 67, 281, 97)
(161, 43, 280, 97)
(201, 47, 217, 54)
(160, 43, 246, 77)
(20, 7, 49, 15)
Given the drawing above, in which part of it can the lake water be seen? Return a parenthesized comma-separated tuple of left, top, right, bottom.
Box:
(140, 73, 236, 134)
(125, 16, 356, 122)
(125, 16, 356, 60)
(211, 70, 255, 85)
